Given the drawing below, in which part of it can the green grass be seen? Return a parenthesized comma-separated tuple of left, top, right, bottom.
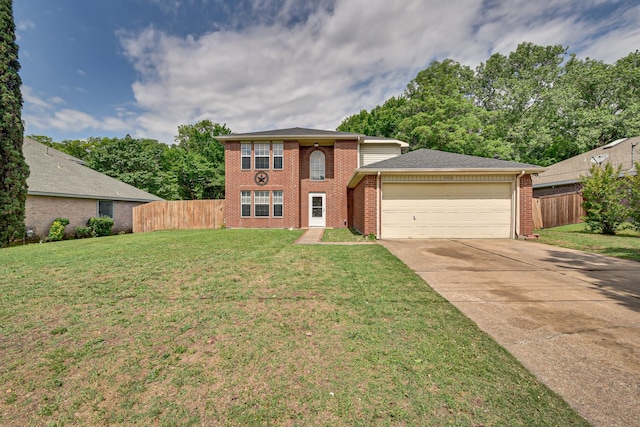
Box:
(536, 223, 640, 262)
(0, 229, 587, 426)
(321, 228, 371, 242)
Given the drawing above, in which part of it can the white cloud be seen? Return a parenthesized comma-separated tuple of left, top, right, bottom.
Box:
(22, 86, 133, 138)
(120, 0, 488, 141)
(23, 0, 640, 143)
(16, 19, 35, 32)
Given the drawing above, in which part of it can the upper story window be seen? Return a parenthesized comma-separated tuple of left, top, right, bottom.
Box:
(241, 143, 251, 170)
(310, 150, 325, 181)
(254, 143, 270, 169)
(273, 143, 283, 170)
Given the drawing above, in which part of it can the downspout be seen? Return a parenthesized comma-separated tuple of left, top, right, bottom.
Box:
(376, 172, 381, 239)
(515, 171, 525, 238)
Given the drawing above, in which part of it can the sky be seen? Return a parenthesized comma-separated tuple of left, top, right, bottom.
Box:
(13, 0, 640, 145)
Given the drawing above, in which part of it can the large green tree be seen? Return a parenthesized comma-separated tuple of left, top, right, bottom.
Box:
(0, 0, 29, 247)
(339, 42, 640, 167)
(172, 120, 230, 200)
(84, 135, 177, 200)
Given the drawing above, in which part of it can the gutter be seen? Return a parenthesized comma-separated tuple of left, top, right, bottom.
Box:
(27, 191, 163, 203)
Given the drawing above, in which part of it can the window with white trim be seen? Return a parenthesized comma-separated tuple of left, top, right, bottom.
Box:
(254, 143, 270, 169)
(254, 190, 270, 217)
(310, 150, 325, 180)
(273, 191, 283, 217)
(241, 143, 252, 170)
(273, 142, 283, 170)
(98, 200, 114, 219)
(241, 191, 251, 217)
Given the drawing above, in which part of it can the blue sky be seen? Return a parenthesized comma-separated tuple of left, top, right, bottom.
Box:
(14, 0, 640, 145)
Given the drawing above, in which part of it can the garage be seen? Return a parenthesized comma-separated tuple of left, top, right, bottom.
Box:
(381, 181, 513, 238)
(348, 148, 546, 239)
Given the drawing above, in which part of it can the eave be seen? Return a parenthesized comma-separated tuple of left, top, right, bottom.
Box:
(348, 167, 546, 188)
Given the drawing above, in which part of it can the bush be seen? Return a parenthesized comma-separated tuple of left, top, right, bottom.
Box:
(627, 163, 640, 231)
(580, 163, 628, 235)
(74, 226, 94, 239)
(87, 216, 115, 237)
(47, 217, 70, 241)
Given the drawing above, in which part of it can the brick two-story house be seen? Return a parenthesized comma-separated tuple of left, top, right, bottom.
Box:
(220, 128, 544, 239)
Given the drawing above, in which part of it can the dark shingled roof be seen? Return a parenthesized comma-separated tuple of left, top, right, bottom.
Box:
(362, 148, 544, 170)
(217, 127, 363, 139)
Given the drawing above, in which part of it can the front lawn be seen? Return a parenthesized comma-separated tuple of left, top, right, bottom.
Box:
(535, 223, 640, 262)
(0, 230, 587, 426)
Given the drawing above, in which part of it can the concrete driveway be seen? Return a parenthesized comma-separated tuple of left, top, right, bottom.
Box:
(380, 239, 640, 427)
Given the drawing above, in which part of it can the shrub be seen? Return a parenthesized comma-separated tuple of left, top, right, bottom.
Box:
(47, 217, 70, 241)
(74, 226, 94, 239)
(87, 216, 114, 237)
(627, 163, 640, 231)
(580, 163, 628, 235)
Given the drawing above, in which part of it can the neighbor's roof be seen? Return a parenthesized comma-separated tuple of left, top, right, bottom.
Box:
(349, 148, 545, 187)
(216, 127, 364, 141)
(24, 137, 164, 202)
(533, 136, 640, 188)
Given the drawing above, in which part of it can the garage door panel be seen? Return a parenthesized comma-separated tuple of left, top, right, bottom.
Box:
(382, 182, 512, 239)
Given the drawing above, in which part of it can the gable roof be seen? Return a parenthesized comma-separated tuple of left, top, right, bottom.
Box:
(533, 136, 640, 188)
(217, 127, 364, 141)
(349, 148, 544, 187)
(24, 138, 163, 202)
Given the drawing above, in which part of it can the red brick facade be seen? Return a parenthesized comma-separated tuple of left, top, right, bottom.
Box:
(224, 139, 358, 229)
(223, 133, 537, 239)
(519, 174, 534, 236)
(351, 175, 377, 236)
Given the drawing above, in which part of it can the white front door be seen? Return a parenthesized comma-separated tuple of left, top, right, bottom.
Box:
(309, 193, 326, 227)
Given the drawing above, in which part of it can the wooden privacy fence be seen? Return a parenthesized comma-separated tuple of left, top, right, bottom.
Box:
(133, 200, 225, 233)
(535, 192, 585, 229)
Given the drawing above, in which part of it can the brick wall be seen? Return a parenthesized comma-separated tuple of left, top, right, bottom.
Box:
(519, 174, 534, 236)
(351, 175, 377, 236)
(224, 141, 300, 229)
(533, 182, 581, 198)
(25, 195, 142, 238)
(225, 139, 358, 229)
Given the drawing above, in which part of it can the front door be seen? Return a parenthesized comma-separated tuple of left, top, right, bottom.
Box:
(309, 193, 326, 227)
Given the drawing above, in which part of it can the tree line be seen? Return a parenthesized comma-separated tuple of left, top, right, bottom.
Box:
(30, 120, 231, 201)
(338, 42, 640, 166)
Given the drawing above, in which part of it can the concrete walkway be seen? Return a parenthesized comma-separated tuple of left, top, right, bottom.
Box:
(295, 228, 325, 244)
(380, 238, 640, 427)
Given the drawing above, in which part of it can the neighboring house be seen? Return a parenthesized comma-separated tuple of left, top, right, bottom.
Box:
(220, 127, 544, 239)
(23, 137, 163, 238)
(533, 136, 640, 197)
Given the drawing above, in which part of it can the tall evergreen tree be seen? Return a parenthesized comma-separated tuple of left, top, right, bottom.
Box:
(0, 0, 29, 247)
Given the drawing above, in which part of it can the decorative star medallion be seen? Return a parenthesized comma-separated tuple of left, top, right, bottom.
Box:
(254, 171, 269, 186)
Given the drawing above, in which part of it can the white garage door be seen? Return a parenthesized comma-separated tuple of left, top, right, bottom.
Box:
(382, 182, 513, 238)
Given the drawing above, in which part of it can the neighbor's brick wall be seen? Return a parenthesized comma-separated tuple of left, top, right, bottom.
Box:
(25, 195, 142, 238)
(532, 182, 581, 198)
(351, 175, 377, 236)
(224, 141, 300, 229)
(519, 174, 534, 236)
